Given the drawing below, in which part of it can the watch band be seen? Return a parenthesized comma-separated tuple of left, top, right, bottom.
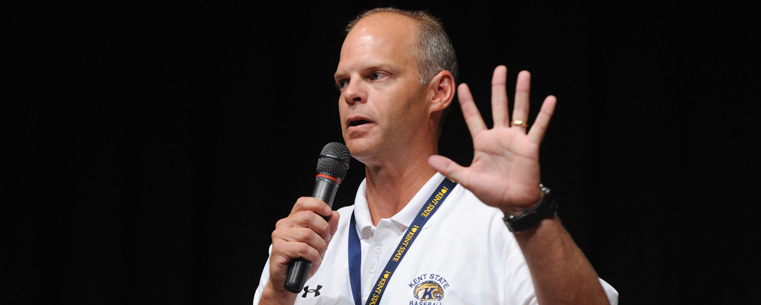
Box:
(503, 184, 558, 232)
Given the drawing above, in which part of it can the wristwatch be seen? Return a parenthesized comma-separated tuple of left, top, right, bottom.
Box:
(503, 184, 558, 232)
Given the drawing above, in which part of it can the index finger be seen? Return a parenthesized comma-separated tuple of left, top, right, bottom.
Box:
(457, 83, 487, 139)
(291, 196, 333, 218)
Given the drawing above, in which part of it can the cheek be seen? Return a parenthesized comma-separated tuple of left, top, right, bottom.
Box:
(394, 94, 428, 125)
(338, 99, 347, 128)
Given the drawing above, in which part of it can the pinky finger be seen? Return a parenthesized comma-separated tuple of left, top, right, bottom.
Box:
(528, 95, 557, 144)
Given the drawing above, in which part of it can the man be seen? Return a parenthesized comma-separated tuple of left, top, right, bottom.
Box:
(254, 7, 618, 304)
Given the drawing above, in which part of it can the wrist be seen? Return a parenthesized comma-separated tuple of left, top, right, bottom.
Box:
(503, 184, 558, 233)
(500, 188, 545, 217)
(261, 281, 297, 305)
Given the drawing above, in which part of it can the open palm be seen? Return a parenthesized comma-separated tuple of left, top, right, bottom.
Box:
(429, 66, 556, 215)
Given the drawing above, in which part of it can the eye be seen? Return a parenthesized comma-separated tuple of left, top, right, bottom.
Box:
(335, 78, 349, 90)
(370, 71, 387, 81)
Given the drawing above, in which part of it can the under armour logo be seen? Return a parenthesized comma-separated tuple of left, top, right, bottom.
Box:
(301, 285, 322, 298)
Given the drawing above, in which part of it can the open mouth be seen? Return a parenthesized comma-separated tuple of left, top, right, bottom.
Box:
(349, 119, 371, 127)
(347, 115, 374, 128)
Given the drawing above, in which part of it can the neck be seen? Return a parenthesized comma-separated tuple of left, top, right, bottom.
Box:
(363, 153, 437, 226)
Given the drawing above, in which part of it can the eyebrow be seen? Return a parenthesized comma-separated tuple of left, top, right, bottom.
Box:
(334, 63, 392, 81)
(333, 71, 345, 81)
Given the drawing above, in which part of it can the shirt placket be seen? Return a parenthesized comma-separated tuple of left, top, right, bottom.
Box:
(360, 218, 403, 302)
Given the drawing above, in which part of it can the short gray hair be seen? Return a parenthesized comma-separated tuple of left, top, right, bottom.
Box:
(344, 8, 459, 84)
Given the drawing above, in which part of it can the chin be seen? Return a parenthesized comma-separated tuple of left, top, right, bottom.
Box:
(343, 139, 376, 165)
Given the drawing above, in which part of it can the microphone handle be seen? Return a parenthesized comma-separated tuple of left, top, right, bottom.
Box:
(312, 174, 340, 207)
(283, 175, 340, 293)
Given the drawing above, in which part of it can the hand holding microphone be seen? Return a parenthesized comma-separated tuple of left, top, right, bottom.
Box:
(273, 142, 351, 293)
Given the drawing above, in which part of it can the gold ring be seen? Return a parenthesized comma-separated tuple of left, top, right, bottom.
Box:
(511, 120, 527, 127)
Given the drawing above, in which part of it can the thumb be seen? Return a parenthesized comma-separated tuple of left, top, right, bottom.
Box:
(428, 155, 468, 184)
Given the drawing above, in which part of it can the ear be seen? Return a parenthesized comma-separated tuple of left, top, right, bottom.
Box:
(427, 70, 455, 113)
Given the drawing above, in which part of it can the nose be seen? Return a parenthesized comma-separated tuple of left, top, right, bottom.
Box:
(343, 79, 366, 106)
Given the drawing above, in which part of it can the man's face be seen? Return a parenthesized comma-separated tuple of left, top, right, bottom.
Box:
(334, 13, 432, 165)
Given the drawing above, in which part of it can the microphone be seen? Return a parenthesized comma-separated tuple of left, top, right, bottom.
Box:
(284, 142, 351, 293)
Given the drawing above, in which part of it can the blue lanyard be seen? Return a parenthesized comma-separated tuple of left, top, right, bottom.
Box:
(348, 177, 457, 305)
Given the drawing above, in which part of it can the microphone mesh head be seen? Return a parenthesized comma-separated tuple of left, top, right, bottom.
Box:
(316, 142, 351, 180)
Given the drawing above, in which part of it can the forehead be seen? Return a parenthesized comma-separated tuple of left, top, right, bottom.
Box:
(336, 13, 419, 74)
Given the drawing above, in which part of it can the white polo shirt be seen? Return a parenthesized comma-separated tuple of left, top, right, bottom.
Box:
(253, 173, 618, 304)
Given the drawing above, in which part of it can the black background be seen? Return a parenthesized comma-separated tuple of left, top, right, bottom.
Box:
(5, 1, 760, 304)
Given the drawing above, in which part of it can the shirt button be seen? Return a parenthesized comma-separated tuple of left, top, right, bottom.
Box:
(374, 246, 382, 254)
(369, 264, 376, 274)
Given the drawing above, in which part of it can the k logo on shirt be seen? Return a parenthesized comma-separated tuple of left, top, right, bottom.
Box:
(408, 273, 450, 304)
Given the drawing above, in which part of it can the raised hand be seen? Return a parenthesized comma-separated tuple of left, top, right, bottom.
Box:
(428, 65, 556, 215)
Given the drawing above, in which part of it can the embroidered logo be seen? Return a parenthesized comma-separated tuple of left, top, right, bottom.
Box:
(301, 285, 322, 298)
(408, 273, 449, 304)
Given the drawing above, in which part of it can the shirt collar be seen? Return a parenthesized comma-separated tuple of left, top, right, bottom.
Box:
(352, 172, 447, 239)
